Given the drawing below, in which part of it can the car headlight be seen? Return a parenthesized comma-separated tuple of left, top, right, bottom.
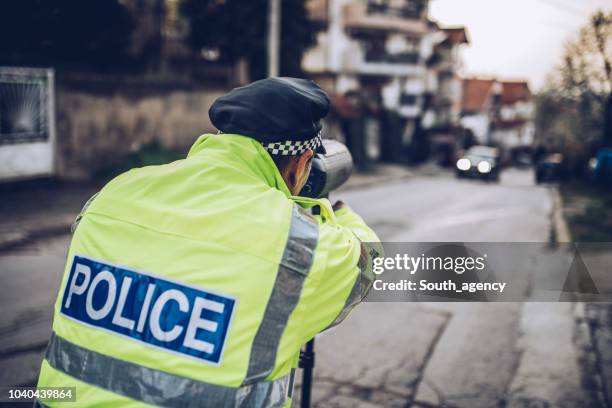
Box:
(457, 158, 471, 171)
(477, 161, 491, 173)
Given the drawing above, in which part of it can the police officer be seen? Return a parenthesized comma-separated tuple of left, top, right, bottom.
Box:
(37, 78, 380, 407)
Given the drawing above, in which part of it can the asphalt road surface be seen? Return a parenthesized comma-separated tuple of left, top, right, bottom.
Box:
(0, 168, 598, 407)
(295, 168, 594, 408)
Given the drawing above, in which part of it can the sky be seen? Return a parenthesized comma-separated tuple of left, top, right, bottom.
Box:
(429, 0, 612, 91)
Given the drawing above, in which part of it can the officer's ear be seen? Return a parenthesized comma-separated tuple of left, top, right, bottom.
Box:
(296, 149, 314, 172)
(273, 150, 314, 195)
(291, 149, 314, 195)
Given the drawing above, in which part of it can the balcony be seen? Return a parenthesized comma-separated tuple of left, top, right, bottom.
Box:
(364, 49, 420, 64)
(342, 42, 424, 76)
(343, 1, 428, 35)
(367, 1, 425, 19)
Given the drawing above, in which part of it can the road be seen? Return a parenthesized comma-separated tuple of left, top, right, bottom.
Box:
(0, 234, 67, 388)
(293, 168, 594, 408)
(0, 168, 598, 407)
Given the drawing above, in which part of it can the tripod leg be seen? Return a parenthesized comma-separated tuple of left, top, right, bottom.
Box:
(300, 339, 315, 408)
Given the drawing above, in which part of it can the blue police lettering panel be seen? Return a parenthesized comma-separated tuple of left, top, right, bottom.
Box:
(60, 255, 236, 365)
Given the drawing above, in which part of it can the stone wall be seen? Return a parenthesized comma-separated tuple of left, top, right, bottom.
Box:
(54, 83, 227, 179)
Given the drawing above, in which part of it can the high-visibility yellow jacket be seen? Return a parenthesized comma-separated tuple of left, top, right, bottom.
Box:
(37, 133, 380, 407)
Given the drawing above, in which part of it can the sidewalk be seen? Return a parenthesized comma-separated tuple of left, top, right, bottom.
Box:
(0, 181, 101, 251)
(0, 164, 415, 251)
(338, 163, 413, 192)
(556, 186, 612, 407)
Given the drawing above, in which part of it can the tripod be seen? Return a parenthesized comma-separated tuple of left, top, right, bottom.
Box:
(299, 338, 315, 408)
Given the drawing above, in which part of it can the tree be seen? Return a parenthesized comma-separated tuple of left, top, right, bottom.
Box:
(0, 0, 134, 69)
(535, 10, 612, 176)
(557, 10, 612, 147)
(180, 0, 318, 81)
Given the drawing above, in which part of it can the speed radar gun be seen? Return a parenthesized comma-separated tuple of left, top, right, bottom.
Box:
(299, 139, 353, 198)
(298, 139, 353, 408)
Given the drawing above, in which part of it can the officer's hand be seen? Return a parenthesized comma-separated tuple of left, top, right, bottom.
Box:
(332, 200, 346, 211)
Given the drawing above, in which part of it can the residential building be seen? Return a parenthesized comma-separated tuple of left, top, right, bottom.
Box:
(303, 0, 431, 163)
(460, 77, 534, 155)
(421, 24, 469, 164)
(492, 81, 535, 151)
(460, 77, 502, 145)
(303, 0, 468, 164)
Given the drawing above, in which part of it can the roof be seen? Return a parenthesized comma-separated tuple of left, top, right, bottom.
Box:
(501, 81, 531, 105)
(462, 78, 497, 112)
(442, 27, 470, 44)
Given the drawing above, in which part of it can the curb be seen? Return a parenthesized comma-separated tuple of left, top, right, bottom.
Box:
(0, 218, 73, 252)
(550, 187, 572, 243)
(551, 187, 611, 406)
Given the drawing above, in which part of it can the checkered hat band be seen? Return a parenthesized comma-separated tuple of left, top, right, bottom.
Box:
(262, 134, 322, 156)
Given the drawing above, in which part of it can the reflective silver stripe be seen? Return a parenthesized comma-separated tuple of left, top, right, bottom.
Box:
(288, 369, 296, 399)
(330, 241, 380, 328)
(244, 204, 318, 384)
(45, 333, 290, 408)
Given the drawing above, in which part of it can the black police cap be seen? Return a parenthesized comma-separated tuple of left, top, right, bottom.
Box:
(209, 77, 330, 144)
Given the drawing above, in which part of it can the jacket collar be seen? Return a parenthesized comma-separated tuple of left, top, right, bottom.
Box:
(187, 133, 293, 197)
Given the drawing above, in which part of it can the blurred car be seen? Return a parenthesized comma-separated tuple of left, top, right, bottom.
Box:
(514, 152, 532, 168)
(535, 153, 563, 183)
(456, 146, 500, 181)
(589, 148, 612, 186)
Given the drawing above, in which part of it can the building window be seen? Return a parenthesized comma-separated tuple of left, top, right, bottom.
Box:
(361, 37, 420, 64)
(0, 78, 48, 145)
(400, 93, 418, 106)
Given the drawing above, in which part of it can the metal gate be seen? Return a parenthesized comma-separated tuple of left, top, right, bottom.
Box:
(0, 67, 55, 181)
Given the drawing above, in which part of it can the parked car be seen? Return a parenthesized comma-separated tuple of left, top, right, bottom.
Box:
(535, 153, 563, 183)
(589, 148, 612, 186)
(514, 152, 532, 168)
(456, 146, 500, 181)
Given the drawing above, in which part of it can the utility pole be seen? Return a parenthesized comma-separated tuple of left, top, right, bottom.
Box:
(267, 0, 281, 77)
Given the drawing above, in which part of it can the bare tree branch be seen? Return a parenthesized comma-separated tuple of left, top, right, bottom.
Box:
(592, 11, 612, 91)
